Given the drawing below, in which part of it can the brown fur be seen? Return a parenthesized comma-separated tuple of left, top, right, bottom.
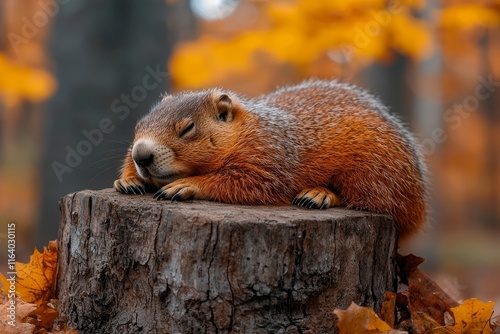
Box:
(114, 80, 427, 238)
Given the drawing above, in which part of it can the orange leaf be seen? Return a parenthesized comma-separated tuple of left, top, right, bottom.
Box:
(29, 304, 59, 330)
(380, 292, 397, 327)
(334, 301, 394, 333)
(398, 254, 459, 326)
(0, 240, 58, 305)
(445, 298, 497, 334)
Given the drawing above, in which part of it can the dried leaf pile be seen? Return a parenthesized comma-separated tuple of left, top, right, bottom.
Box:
(0, 241, 76, 334)
(334, 254, 498, 333)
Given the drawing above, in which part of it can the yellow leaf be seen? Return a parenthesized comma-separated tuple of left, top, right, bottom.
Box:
(0, 241, 58, 305)
(398, 0, 425, 10)
(389, 13, 432, 60)
(0, 53, 57, 107)
(169, 37, 216, 89)
(298, 0, 386, 15)
(440, 4, 500, 30)
(266, 2, 301, 26)
(334, 301, 393, 334)
(169, 0, 437, 89)
(445, 298, 497, 334)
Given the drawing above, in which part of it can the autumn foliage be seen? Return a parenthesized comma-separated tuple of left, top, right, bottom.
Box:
(0, 53, 56, 108)
(0, 240, 58, 305)
(0, 241, 76, 334)
(334, 254, 499, 333)
(169, 0, 500, 91)
(170, 0, 431, 90)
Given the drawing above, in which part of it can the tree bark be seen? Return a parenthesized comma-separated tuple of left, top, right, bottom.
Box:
(57, 189, 397, 334)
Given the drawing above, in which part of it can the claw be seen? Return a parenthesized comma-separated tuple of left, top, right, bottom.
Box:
(152, 178, 200, 202)
(293, 186, 341, 210)
(297, 197, 309, 207)
(118, 184, 127, 194)
(132, 185, 145, 194)
(114, 177, 146, 195)
(171, 192, 182, 201)
(153, 190, 164, 200)
(307, 200, 317, 209)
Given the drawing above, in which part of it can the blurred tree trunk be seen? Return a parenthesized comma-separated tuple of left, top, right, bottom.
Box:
(38, 0, 194, 247)
(480, 29, 500, 229)
(361, 54, 410, 122)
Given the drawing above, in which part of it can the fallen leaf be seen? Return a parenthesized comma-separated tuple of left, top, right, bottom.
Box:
(0, 241, 58, 305)
(397, 253, 425, 285)
(0, 294, 36, 333)
(335, 255, 497, 334)
(0, 322, 35, 334)
(334, 301, 393, 334)
(398, 254, 459, 325)
(29, 304, 59, 330)
(410, 311, 448, 334)
(380, 292, 397, 327)
(445, 298, 497, 334)
(394, 293, 411, 326)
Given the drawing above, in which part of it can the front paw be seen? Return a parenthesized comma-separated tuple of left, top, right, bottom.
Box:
(153, 179, 201, 201)
(292, 186, 341, 209)
(114, 177, 146, 195)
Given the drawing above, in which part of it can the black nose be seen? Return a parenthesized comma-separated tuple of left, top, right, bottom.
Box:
(132, 141, 155, 167)
(135, 153, 154, 167)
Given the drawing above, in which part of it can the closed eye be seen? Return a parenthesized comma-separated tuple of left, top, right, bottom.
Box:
(218, 111, 228, 122)
(179, 122, 195, 137)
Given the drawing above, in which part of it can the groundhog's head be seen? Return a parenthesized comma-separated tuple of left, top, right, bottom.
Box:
(130, 90, 242, 186)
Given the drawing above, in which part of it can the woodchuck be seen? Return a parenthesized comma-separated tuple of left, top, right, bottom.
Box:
(114, 80, 427, 238)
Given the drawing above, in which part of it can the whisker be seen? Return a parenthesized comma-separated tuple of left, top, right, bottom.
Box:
(101, 138, 132, 146)
(89, 165, 121, 182)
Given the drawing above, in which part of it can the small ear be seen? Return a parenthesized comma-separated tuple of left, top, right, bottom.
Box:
(216, 93, 234, 122)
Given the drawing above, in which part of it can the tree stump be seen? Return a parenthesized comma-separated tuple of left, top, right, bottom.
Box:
(57, 189, 397, 334)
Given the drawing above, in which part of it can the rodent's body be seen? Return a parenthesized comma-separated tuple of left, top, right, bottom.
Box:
(115, 80, 427, 238)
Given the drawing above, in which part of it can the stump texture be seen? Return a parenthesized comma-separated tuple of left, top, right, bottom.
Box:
(58, 189, 397, 334)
